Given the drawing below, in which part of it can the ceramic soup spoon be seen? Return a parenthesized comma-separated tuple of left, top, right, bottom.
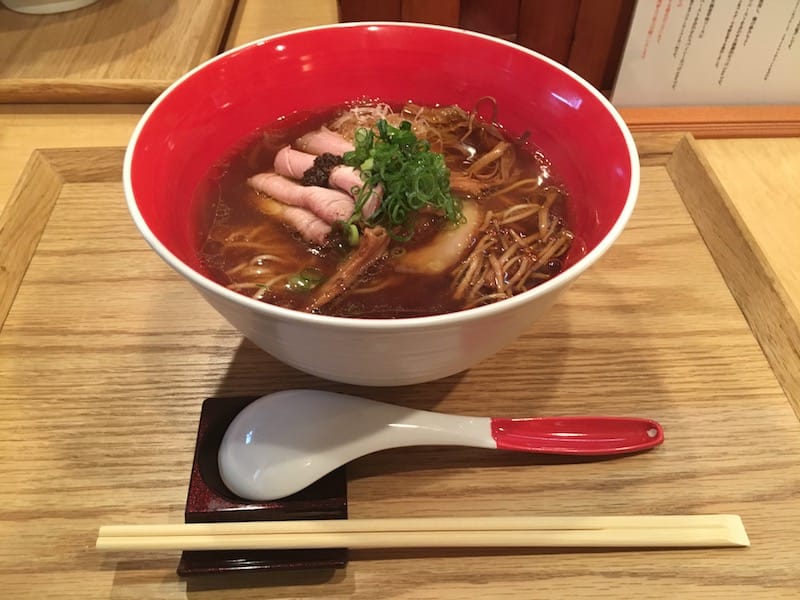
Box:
(219, 389, 664, 501)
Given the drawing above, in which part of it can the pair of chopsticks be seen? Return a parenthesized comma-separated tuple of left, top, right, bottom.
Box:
(96, 515, 749, 552)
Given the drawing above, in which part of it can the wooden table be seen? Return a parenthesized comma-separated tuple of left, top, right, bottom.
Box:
(1, 2, 799, 599)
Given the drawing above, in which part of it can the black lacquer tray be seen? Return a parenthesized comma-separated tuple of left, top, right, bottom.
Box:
(177, 396, 348, 576)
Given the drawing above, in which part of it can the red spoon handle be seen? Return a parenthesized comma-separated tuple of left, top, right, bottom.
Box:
(490, 416, 664, 456)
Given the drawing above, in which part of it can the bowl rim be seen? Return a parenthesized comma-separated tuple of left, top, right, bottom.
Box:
(123, 21, 640, 332)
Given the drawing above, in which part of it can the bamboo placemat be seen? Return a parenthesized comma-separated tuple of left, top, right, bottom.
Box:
(0, 0, 235, 103)
(1, 136, 799, 598)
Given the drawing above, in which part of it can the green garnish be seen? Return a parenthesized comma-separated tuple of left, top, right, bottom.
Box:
(342, 119, 462, 244)
(286, 268, 324, 292)
(344, 223, 359, 247)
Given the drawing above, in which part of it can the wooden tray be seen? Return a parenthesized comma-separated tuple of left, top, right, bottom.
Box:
(0, 0, 235, 103)
(1, 136, 799, 598)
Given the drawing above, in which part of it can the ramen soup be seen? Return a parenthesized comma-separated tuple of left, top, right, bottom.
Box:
(196, 101, 574, 318)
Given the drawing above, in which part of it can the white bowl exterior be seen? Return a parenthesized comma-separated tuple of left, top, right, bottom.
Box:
(196, 280, 569, 386)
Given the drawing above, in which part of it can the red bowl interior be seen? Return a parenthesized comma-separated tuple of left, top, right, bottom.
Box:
(128, 23, 634, 276)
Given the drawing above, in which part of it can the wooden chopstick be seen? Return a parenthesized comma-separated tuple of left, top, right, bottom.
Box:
(96, 515, 749, 551)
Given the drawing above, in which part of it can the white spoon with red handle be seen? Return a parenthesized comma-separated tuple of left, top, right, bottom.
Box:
(218, 389, 664, 501)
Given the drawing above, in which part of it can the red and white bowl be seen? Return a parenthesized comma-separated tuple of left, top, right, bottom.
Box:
(124, 22, 639, 386)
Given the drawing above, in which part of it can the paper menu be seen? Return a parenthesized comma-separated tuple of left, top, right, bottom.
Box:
(612, 0, 800, 106)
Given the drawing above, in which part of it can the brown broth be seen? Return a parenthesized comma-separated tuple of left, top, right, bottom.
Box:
(195, 102, 571, 318)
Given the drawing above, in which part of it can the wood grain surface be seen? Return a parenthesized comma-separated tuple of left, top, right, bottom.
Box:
(1, 138, 799, 598)
(0, 0, 235, 103)
(697, 138, 800, 324)
(620, 106, 800, 139)
(0, 104, 143, 214)
(0, 149, 65, 325)
(225, 0, 339, 49)
(678, 137, 800, 418)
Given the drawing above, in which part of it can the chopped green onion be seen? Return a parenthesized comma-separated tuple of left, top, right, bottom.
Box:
(345, 223, 360, 246)
(342, 118, 463, 242)
(286, 268, 324, 292)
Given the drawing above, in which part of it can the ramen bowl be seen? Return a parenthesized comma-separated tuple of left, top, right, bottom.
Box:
(124, 22, 639, 386)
